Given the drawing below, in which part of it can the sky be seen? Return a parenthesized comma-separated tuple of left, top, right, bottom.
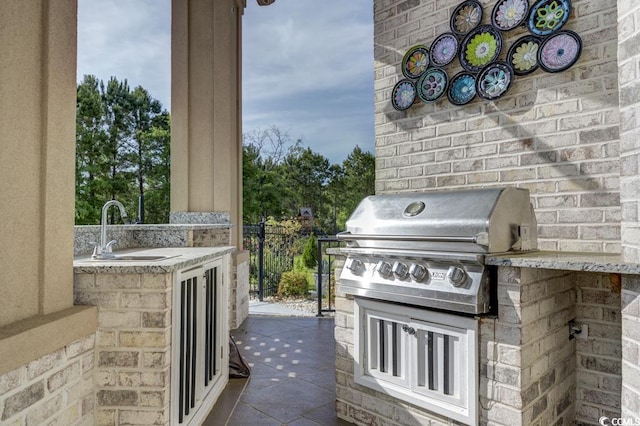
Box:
(77, 0, 375, 165)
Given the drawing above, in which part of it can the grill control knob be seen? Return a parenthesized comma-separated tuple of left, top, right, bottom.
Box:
(409, 264, 429, 282)
(392, 262, 409, 280)
(377, 261, 393, 279)
(348, 258, 365, 276)
(447, 266, 467, 287)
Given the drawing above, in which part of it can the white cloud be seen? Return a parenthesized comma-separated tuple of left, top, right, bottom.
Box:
(77, 0, 375, 163)
(77, 0, 171, 109)
(242, 0, 375, 163)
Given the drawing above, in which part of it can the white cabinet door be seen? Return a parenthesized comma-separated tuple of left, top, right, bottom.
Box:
(354, 298, 478, 426)
(172, 257, 229, 426)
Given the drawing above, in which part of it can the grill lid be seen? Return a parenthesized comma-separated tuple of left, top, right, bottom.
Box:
(338, 187, 537, 253)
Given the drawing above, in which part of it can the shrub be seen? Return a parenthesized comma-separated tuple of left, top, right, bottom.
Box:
(293, 256, 315, 291)
(302, 234, 318, 269)
(277, 271, 308, 298)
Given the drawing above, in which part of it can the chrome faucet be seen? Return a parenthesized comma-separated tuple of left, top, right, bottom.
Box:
(92, 200, 128, 259)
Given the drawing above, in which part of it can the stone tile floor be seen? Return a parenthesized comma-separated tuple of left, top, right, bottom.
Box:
(204, 316, 353, 425)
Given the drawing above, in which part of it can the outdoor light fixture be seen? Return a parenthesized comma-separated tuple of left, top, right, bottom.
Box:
(257, 0, 276, 5)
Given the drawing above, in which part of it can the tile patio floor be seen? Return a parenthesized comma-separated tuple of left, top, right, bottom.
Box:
(204, 315, 353, 425)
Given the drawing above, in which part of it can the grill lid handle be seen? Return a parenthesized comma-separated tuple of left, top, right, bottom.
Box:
(336, 231, 489, 247)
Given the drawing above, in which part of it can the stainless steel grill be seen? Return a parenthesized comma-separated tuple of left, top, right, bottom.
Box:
(338, 187, 537, 314)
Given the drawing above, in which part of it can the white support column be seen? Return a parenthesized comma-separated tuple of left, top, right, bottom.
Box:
(171, 0, 244, 246)
(0, 0, 77, 325)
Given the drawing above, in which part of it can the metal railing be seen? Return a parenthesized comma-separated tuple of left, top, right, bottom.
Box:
(316, 236, 344, 317)
(243, 221, 296, 300)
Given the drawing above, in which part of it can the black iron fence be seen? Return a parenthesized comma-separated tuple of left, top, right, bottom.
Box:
(315, 236, 343, 317)
(243, 221, 344, 316)
(243, 222, 296, 300)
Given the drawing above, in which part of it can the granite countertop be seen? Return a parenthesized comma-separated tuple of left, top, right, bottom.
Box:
(73, 246, 236, 274)
(486, 250, 640, 275)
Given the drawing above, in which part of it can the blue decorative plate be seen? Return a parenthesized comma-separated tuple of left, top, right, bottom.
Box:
(416, 68, 448, 103)
(447, 72, 477, 105)
(402, 45, 430, 79)
(460, 25, 503, 73)
(538, 30, 582, 73)
(430, 33, 459, 67)
(492, 0, 529, 31)
(527, 0, 571, 36)
(451, 0, 483, 36)
(476, 62, 514, 101)
(391, 79, 417, 111)
(507, 35, 542, 75)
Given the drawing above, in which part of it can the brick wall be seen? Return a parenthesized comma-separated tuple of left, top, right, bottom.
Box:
(335, 255, 624, 425)
(575, 272, 623, 423)
(621, 275, 640, 419)
(374, 0, 621, 253)
(479, 267, 576, 425)
(0, 334, 95, 425)
(75, 272, 172, 425)
(230, 257, 250, 330)
(334, 261, 580, 424)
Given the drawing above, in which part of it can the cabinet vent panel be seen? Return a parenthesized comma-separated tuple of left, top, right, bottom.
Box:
(172, 260, 227, 426)
(355, 298, 478, 426)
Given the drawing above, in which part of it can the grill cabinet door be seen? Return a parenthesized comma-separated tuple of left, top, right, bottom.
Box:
(412, 320, 470, 411)
(362, 310, 409, 388)
(354, 298, 478, 426)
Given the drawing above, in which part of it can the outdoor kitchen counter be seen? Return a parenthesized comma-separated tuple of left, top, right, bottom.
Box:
(73, 246, 236, 274)
(486, 250, 640, 275)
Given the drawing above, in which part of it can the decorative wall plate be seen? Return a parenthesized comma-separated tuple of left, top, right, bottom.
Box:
(392, 79, 417, 111)
(447, 72, 477, 105)
(492, 0, 529, 31)
(430, 33, 459, 67)
(476, 62, 514, 101)
(538, 30, 582, 72)
(416, 68, 448, 103)
(507, 35, 542, 75)
(451, 0, 483, 36)
(460, 25, 503, 73)
(527, 0, 571, 36)
(401, 45, 430, 79)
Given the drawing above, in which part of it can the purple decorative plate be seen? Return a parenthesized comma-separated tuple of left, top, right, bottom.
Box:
(476, 62, 514, 101)
(447, 72, 477, 105)
(460, 25, 503, 73)
(416, 68, 448, 103)
(402, 45, 430, 79)
(430, 33, 459, 67)
(391, 79, 417, 111)
(538, 30, 582, 72)
(507, 35, 542, 75)
(527, 0, 571, 36)
(492, 0, 529, 31)
(451, 0, 483, 36)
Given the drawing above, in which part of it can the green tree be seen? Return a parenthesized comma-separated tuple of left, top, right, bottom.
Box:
(242, 127, 296, 223)
(337, 146, 375, 230)
(103, 77, 133, 205)
(76, 75, 108, 224)
(241, 127, 375, 233)
(75, 75, 170, 224)
(282, 146, 331, 225)
(324, 163, 345, 234)
(121, 86, 171, 223)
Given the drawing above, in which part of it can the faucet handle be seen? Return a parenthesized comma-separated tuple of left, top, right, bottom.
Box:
(105, 240, 118, 253)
